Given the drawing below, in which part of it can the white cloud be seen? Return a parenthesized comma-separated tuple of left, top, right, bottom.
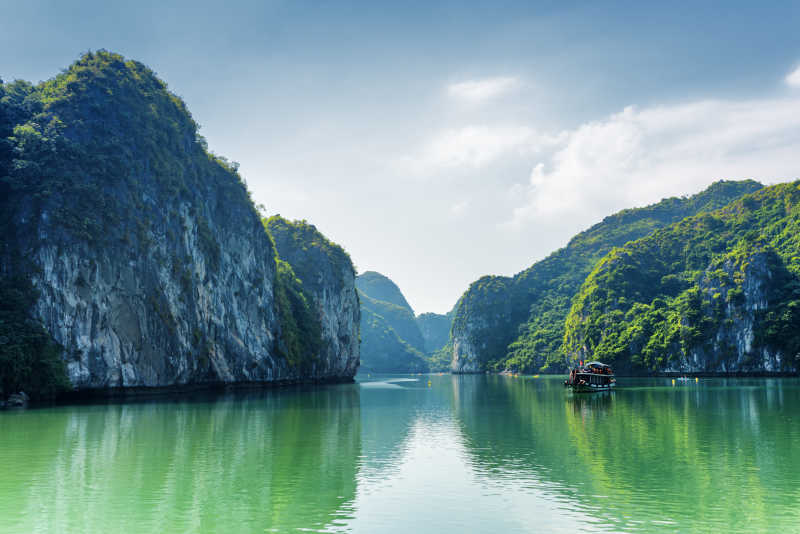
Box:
(450, 199, 470, 216)
(447, 77, 520, 102)
(508, 97, 800, 228)
(410, 125, 563, 170)
(786, 66, 800, 88)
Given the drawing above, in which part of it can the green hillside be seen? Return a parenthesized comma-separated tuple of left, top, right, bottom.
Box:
(451, 180, 764, 373)
(564, 182, 800, 373)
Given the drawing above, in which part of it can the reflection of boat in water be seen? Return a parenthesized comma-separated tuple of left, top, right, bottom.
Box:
(673, 376, 698, 385)
(564, 361, 616, 392)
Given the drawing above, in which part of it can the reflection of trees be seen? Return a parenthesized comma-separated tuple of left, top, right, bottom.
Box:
(452, 376, 800, 532)
(0, 386, 361, 533)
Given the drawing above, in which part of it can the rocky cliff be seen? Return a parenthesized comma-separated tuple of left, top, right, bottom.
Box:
(674, 248, 790, 373)
(564, 183, 800, 374)
(0, 51, 358, 396)
(265, 216, 360, 377)
(450, 180, 764, 374)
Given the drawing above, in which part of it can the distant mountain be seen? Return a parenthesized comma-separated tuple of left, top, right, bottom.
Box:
(357, 272, 428, 372)
(416, 311, 453, 354)
(450, 180, 764, 373)
(356, 271, 414, 310)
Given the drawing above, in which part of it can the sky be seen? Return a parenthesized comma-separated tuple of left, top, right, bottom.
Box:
(3, 1, 800, 313)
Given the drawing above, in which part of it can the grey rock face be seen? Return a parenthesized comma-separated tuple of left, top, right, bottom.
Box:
(312, 269, 360, 378)
(451, 336, 481, 373)
(266, 218, 360, 379)
(25, 202, 289, 389)
(0, 54, 361, 392)
(664, 251, 796, 374)
(13, 194, 360, 390)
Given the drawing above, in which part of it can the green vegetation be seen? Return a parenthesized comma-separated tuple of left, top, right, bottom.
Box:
(427, 341, 454, 372)
(452, 180, 764, 373)
(273, 259, 323, 370)
(2, 52, 356, 389)
(359, 292, 424, 352)
(265, 216, 354, 291)
(359, 305, 429, 373)
(564, 182, 800, 372)
(356, 271, 414, 310)
(1, 51, 255, 249)
(356, 271, 430, 372)
(0, 268, 69, 399)
(0, 75, 71, 399)
(265, 215, 358, 371)
(0, 51, 269, 392)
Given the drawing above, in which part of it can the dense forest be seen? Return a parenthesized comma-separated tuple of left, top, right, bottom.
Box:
(451, 180, 765, 373)
(564, 182, 800, 373)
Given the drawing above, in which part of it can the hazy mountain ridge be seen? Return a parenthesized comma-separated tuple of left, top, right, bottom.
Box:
(356, 272, 428, 372)
(356, 271, 455, 372)
(416, 311, 453, 355)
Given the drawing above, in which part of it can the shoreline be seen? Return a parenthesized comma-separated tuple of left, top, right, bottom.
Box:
(3, 375, 356, 410)
(470, 370, 800, 378)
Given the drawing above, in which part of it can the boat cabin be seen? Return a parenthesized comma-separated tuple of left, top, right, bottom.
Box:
(564, 361, 615, 392)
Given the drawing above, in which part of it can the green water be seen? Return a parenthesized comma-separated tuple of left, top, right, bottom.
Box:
(1, 375, 799, 533)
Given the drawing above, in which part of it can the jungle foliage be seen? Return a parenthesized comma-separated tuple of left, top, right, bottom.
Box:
(564, 182, 800, 371)
(452, 180, 764, 373)
(273, 259, 323, 370)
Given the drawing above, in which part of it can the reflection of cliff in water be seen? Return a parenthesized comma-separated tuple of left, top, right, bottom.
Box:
(0, 386, 361, 534)
(357, 377, 448, 480)
(451, 375, 800, 532)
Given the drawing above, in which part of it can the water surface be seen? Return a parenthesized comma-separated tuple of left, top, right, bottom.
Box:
(1, 375, 799, 533)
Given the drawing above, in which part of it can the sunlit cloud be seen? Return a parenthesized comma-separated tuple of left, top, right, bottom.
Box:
(785, 65, 800, 88)
(406, 125, 563, 171)
(508, 97, 800, 228)
(450, 199, 470, 217)
(447, 76, 520, 102)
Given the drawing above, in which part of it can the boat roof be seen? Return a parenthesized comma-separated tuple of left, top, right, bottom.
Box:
(585, 361, 610, 368)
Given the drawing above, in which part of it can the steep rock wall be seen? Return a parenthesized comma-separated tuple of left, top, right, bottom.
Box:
(1, 52, 357, 392)
(665, 251, 794, 373)
(265, 217, 360, 378)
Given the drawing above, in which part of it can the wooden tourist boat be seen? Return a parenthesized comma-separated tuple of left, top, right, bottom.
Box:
(564, 361, 616, 392)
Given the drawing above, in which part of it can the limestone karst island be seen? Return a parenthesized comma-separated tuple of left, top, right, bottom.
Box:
(3, 3, 800, 533)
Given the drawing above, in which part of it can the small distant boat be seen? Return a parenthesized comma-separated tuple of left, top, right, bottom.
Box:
(673, 376, 698, 385)
(564, 361, 616, 392)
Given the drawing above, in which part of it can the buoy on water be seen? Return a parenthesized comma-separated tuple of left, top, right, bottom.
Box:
(695, 377, 699, 383)
(427, 380, 432, 388)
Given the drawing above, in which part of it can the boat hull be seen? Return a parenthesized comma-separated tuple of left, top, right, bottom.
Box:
(567, 383, 615, 393)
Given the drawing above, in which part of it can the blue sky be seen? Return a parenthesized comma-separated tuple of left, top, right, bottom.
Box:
(3, 1, 800, 312)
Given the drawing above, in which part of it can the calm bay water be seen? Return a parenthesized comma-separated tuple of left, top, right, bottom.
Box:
(1, 375, 799, 533)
